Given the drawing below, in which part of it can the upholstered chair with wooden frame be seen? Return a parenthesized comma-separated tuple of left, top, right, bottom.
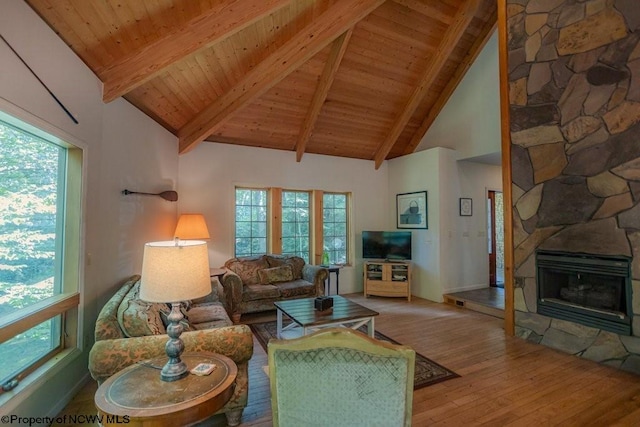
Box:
(268, 328, 415, 427)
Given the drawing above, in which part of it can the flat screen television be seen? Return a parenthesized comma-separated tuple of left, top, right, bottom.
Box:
(362, 231, 412, 261)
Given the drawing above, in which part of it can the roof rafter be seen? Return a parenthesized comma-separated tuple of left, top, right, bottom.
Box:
(373, 0, 481, 169)
(101, 0, 291, 103)
(404, 10, 497, 155)
(391, 0, 456, 25)
(178, 0, 385, 154)
(295, 29, 353, 162)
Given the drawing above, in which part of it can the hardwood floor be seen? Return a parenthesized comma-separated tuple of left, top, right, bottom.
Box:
(55, 294, 640, 426)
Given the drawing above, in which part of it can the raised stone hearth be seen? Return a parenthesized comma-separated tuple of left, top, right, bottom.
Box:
(507, 0, 640, 375)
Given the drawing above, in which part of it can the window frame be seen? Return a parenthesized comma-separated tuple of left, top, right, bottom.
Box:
(0, 105, 84, 403)
(234, 186, 352, 266)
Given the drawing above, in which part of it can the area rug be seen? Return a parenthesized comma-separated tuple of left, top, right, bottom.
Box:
(249, 321, 459, 390)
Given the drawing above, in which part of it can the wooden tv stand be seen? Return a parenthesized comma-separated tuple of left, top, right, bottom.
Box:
(364, 260, 411, 301)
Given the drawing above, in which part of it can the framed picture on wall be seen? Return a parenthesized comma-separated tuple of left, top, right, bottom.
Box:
(397, 191, 428, 229)
(460, 198, 472, 216)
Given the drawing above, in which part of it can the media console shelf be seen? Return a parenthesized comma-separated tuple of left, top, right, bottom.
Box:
(364, 261, 411, 301)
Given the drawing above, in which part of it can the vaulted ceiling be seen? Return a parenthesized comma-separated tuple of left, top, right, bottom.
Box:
(26, 0, 497, 168)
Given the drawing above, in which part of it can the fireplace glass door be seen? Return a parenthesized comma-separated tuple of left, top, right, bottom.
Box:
(536, 251, 632, 335)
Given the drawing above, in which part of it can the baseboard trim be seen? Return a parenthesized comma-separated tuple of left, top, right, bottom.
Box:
(445, 284, 489, 294)
(47, 372, 92, 418)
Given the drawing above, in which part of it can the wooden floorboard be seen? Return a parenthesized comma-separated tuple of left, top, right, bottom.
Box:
(53, 294, 640, 426)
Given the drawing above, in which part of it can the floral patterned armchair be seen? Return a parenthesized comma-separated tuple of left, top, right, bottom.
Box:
(268, 328, 415, 426)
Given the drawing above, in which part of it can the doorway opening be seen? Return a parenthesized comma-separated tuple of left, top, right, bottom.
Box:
(488, 190, 504, 288)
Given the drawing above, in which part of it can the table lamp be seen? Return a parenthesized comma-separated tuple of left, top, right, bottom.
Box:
(140, 240, 211, 381)
(174, 213, 210, 240)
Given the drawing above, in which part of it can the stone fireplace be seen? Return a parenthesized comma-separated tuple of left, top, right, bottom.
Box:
(507, 0, 640, 375)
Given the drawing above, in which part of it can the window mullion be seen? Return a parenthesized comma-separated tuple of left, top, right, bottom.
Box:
(0, 293, 79, 345)
(270, 188, 282, 254)
(54, 147, 67, 294)
(313, 190, 323, 265)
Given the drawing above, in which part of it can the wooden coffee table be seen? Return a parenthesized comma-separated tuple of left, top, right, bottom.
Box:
(274, 296, 379, 339)
(95, 352, 237, 427)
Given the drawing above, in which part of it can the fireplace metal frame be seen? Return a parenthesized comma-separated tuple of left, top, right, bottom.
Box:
(536, 250, 633, 336)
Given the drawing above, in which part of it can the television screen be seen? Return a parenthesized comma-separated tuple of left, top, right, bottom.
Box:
(362, 231, 412, 261)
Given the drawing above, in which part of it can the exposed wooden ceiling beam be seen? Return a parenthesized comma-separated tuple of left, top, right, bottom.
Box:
(101, 0, 291, 103)
(178, 0, 385, 154)
(404, 10, 497, 155)
(295, 29, 353, 162)
(373, 0, 480, 169)
(392, 0, 456, 25)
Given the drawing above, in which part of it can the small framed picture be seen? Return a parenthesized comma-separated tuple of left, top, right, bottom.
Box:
(459, 198, 472, 216)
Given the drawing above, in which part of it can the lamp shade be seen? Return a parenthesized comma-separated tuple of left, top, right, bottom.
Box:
(140, 240, 211, 303)
(174, 214, 210, 240)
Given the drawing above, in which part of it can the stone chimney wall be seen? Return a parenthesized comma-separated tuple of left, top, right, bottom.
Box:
(507, 0, 640, 374)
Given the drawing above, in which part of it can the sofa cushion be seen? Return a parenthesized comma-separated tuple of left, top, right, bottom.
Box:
(258, 265, 293, 284)
(267, 255, 305, 280)
(225, 255, 269, 286)
(274, 279, 316, 298)
(194, 319, 234, 329)
(117, 282, 166, 337)
(186, 302, 232, 326)
(242, 284, 281, 302)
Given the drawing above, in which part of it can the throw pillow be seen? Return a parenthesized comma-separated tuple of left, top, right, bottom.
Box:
(258, 265, 294, 284)
(267, 256, 304, 279)
(117, 282, 166, 337)
(225, 255, 269, 285)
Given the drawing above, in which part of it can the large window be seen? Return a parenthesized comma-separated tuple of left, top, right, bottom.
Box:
(234, 187, 351, 265)
(323, 193, 348, 265)
(235, 188, 268, 257)
(0, 112, 81, 393)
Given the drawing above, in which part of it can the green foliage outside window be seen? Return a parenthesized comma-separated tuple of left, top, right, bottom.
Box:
(0, 122, 61, 314)
(0, 119, 63, 383)
(281, 191, 310, 262)
(235, 188, 267, 257)
(323, 193, 348, 265)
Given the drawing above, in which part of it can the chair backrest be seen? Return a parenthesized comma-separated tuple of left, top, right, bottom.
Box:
(268, 328, 415, 427)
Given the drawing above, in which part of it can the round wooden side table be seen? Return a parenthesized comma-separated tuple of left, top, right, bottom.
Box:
(94, 352, 237, 427)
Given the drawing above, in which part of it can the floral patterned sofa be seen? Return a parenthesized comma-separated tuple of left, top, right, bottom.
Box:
(88, 275, 253, 426)
(221, 254, 328, 323)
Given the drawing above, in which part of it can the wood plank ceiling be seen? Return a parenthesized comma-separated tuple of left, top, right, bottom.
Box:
(25, 0, 497, 168)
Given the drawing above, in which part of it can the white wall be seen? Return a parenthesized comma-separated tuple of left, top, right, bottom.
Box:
(416, 31, 501, 161)
(395, 29, 502, 301)
(177, 142, 389, 294)
(0, 0, 178, 419)
(389, 148, 502, 302)
(440, 155, 503, 294)
(388, 149, 442, 301)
